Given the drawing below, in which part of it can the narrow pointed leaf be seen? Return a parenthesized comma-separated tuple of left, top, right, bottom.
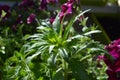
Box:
(83, 30, 101, 36)
(59, 48, 68, 61)
(49, 45, 55, 54)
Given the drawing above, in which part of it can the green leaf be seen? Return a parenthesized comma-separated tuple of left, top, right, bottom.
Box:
(26, 34, 43, 40)
(11, 66, 21, 79)
(25, 46, 47, 63)
(52, 68, 64, 80)
(1, 10, 6, 18)
(49, 45, 55, 54)
(74, 9, 91, 22)
(69, 60, 89, 80)
(52, 14, 60, 31)
(63, 16, 75, 40)
(38, 77, 44, 80)
(81, 17, 88, 27)
(47, 54, 57, 68)
(75, 43, 88, 55)
(83, 30, 101, 36)
(82, 26, 89, 32)
(80, 54, 91, 61)
(67, 35, 83, 42)
(59, 48, 69, 61)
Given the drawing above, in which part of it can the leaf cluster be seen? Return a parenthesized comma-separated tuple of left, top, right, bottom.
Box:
(3, 10, 108, 80)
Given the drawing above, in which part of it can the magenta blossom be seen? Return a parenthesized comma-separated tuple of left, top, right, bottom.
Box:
(59, 1, 73, 20)
(104, 58, 120, 80)
(105, 38, 120, 60)
(39, 0, 47, 10)
(102, 38, 120, 80)
(27, 13, 36, 24)
(50, 17, 55, 24)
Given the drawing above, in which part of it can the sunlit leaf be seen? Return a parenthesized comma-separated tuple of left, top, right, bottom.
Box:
(59, 48, 69, 61)
(49, 45, 55, 54)
(83, 30, 101, 36)
(1, 10, 6, 18)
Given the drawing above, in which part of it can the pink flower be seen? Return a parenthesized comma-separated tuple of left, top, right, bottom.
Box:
(27, 13, 36, 24)
(50, 17, 55, 24)
(39, 0, 47, 10)
(102, 38, 120, 80)
(105, 39, 120, 60)
(106, 69, 118, 80)
(59, 1, 73, 20)
(105, 57, 120, 80)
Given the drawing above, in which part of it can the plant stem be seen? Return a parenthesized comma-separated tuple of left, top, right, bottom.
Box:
(49, 69, 52, 80)
(63, 60, 68, 80)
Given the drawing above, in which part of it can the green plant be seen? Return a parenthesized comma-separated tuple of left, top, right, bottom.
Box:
(3, 9, 109, 80)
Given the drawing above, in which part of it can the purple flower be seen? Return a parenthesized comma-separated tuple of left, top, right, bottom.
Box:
(102, 38, 120, 80)
(104, 57, 120, 80)
(27, 13, 36, 24)
(105, 39, 120, 59)
(50, 17, 55, 24)
(59, 1, 73, 20)
(39, 0, 47, 10)
(68, 0, 75, 3)
(106, 69, 118, 80)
